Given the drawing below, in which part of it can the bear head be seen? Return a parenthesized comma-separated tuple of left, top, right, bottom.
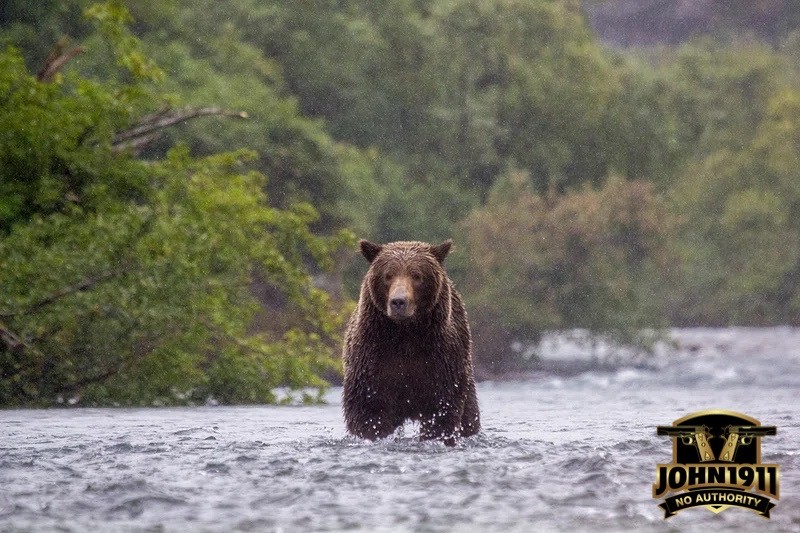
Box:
(359, 239, 452, 322)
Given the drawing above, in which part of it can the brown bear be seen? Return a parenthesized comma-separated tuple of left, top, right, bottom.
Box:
(342, 239, 480, 445)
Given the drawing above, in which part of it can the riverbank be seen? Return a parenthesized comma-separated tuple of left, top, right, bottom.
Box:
(491, 326, 800, 380)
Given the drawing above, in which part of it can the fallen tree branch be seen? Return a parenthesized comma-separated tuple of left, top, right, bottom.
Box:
(37, 42, 86, 82)
(112, 106, 249, 154)
(51, 333, 158, 396)
(0, 321, 50, 399)
(0, 268, 124, 319)
(0, 321, 27, 353)
(53, 366, 121, 395)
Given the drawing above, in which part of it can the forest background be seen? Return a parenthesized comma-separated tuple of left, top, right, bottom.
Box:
(2, 0, 800, 406)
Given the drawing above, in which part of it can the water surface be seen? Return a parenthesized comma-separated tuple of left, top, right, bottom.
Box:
(2, 328, 799, 531)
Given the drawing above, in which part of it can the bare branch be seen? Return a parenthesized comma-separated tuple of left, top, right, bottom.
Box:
(37, 43, 86, 82)
(133, 105, 172, 125)
(52, 334, 158, 396)
(0, 321, 51, 395)
(0, 321, 27, 353)
(111, 132, 161, 156)
(112, 106, 249, 154)
(0, 268, 124, 319)
(53, 366, 121, 395)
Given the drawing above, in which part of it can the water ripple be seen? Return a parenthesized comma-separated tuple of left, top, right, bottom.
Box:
(1, 328, 799, 531)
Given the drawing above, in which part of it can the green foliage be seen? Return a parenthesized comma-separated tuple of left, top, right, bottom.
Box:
(0, 0, 92, 70)
(84, 2, 163, 83)
(463, 171, 675, 371)
(238, 0, 625, 211)
(658, 41, 790, 159)
(0, 6, 350, 406)
(121, 0, 366, 230)
(0, 46, 142, 230)
(4, 0, 800, 388)
(454, 0, 619, 192)
(670, 84, 800, 324)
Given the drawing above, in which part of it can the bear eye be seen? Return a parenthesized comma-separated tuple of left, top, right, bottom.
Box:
(384, 272, 394, 281)
(411, 272, 422, 283)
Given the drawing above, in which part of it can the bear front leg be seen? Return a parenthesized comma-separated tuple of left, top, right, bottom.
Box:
(419, 400, 464, 446)
(343, 383, 402, 440)
(345, 407, 402, 441)
(460, 379, 481, 437)
(343, 360, 404, 440)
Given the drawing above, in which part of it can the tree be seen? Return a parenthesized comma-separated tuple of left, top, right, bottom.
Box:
(463, 171, 674, 372)
(0, 3, 350, 406)
(669, 88, 800, 324)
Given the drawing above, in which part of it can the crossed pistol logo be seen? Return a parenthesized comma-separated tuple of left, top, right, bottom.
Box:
(656, 424, 776, 462)
(653, 411, 780, 519)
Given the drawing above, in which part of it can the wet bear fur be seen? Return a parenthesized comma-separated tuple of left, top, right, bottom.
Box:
(342, 239, 480, 445)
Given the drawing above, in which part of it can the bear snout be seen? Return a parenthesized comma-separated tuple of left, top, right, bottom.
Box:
(390, 296, 408, 313)
(387, 277, 416, 319)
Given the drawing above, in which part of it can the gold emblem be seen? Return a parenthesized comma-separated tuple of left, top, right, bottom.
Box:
(653, 410, 779, 518)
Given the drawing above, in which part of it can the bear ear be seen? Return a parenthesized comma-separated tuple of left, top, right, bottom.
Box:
(430, 239, 453, 263)
(359, 239, 383, 263)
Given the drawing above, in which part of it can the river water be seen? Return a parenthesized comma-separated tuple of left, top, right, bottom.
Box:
(1, 328, 799, 532)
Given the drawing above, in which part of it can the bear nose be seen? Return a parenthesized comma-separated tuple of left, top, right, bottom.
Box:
(390, 297, 408, 313)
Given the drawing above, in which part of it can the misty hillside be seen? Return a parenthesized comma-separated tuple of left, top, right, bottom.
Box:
(584, 0, 800, 46)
